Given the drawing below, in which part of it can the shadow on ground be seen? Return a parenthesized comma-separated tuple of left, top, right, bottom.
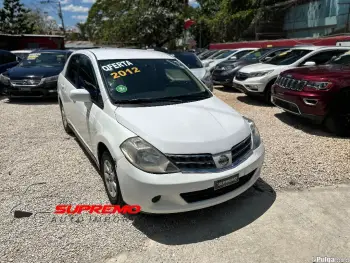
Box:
(215, 86, 241, 93)
(130, 179, 276, 245)
(4, 97, 58, 105)
(236, 95, 273, 108)
(274, 112, 343, 138)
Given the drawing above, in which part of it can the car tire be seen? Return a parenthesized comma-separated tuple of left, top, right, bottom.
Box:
(59, 102, 73, 135)
(264, 80, 276, 105)
(100, 151, 124, 205)
(324, 89, 350, 137)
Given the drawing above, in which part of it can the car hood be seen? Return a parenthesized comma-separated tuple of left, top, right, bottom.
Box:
(190, 68, 206, 79)
(7, 66, 63, 79)
(114, 96, 251, 154)
(217, 59, 257, 70)
(239, 63, 284, 73)
(282, 64, 350, 79)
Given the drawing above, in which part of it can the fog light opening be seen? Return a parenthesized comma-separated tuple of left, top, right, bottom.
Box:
(151, 195, 161, 203)
(303, 98, 318, 106)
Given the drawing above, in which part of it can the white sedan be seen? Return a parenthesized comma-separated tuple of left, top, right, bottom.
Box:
(58, 48, 265, 214)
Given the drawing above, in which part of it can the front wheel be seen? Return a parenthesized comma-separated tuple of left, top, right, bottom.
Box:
(324, 89, 350, 136)
(100, 151, 124, 205)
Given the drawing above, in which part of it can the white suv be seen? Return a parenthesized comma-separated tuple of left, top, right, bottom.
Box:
(232, 46, 350, 103)
(57, 48, 265, 214)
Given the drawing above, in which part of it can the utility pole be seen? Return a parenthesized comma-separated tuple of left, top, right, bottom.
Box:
(339, 2, 350, 33)
(40, 0, 66, 36)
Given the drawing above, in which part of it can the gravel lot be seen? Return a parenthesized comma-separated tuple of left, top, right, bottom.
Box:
(0, 89, 349, 263)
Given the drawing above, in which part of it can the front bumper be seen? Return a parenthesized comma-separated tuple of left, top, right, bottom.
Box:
(232, 77, 268, 94)
(271, 84, 331, 123)
(212, 73, 234, 86)
(3, 81, 58, 98)
(116, 143, 265, 214)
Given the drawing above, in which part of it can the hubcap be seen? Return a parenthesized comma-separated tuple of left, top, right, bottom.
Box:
(103, 160, 117, 198)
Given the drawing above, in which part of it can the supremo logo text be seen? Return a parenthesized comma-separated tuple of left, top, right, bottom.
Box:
(55, 205, 141, 215)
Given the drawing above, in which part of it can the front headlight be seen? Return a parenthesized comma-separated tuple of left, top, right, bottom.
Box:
(120, 137, 180, 174)
(305, 81, 332, 90)
(243, 117, 261, 149)
(43, 75, 59, 83)
(0, 74, 10, 85)
(249, 70, 273, 78)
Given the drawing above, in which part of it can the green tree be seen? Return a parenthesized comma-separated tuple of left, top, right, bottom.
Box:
(86, 0, 189, 47)
(0, 0, 34, 34)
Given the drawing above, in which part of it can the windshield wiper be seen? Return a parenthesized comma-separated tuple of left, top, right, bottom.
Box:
(116, 97, 185, 104)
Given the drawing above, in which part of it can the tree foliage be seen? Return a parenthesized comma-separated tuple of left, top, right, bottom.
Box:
(86, 0, 188, 47)
(0, 0, 34, 34)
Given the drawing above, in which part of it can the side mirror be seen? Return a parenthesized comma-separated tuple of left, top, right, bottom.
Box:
(263, 56, 272, 61)
(303, 61, 316, 66)
(69, 89, 91, 102)
(230, 56, 237, 61)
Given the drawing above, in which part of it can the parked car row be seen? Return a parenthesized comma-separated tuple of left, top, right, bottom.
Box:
(196, 46, 350, 136)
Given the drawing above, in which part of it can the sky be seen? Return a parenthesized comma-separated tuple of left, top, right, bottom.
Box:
(0, 0, 199, 29)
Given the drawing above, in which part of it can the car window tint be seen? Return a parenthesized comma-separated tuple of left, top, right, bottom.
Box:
(306, 50, 349, 65)
(99, 59, 210, 102)
(3, 53, 16, 63)
(79, 55, 102, 106)
(66, 54, 80, 87)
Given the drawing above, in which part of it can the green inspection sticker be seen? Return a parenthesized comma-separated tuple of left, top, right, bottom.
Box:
(116, 85, 127, 93)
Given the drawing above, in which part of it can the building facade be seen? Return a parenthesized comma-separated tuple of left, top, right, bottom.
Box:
(284, 0, 350, 38)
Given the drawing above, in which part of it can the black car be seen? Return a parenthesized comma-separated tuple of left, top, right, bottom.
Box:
(0, 50, 72, 99)
(212, 47, 292, 88)
(0, 50, 20, 94)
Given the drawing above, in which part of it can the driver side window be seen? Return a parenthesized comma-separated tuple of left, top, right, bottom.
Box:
(300, 50, 347, 66)
(79, 55, 103, 108)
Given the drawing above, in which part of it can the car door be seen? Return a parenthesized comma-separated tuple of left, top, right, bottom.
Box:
(73, 54, 104, 150)
(62, 54, 80, 128)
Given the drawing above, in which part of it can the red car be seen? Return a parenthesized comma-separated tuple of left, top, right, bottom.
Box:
(271, 52, 350, 136)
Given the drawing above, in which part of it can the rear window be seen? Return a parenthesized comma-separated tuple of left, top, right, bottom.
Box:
(99, 59, 210, 102)
(171, 53, 203, 69)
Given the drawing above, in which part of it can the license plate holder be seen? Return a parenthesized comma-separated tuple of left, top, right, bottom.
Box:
(214, 174, 239, 191)
(19, 87, 32, 91)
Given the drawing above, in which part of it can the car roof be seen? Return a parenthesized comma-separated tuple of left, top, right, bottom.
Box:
(11, 50, 33, 53)
(86, 48, 173, 60)
(290, 46, 350, 51)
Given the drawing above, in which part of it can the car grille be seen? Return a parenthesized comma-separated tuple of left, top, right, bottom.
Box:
(231, 136, 252, 165)
(11, 79, 41, 86)
(166, 136, 252, 172)
(235, 72, 249, 81)
(275, 76, 306, 91)
(180, 169, 256, 203)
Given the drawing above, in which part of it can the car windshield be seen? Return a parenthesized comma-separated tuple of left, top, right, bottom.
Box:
(99, 59, 212, 104)
(208, 50, 228, 59)
(215, 50, 237, 59)
(199, 50, 217, 59)
(266, 49, 312, 65)
(328, 51, 350, 65)
(12, 52, 30, 60)
(19, 52, 69, 68)
(241, 49, 271, 60)
(171, 52, 203, 69)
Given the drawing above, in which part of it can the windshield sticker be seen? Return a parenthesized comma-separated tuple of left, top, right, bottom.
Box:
(27, 53, 40, 60)
(110, 67, 141, 79)
(102, 61, 134, 71)
(278, 52, 288, 56)
(115, 85, 128, 93)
